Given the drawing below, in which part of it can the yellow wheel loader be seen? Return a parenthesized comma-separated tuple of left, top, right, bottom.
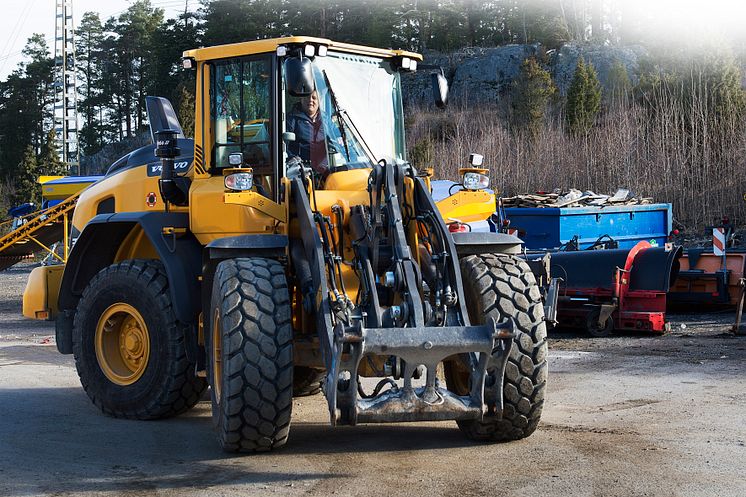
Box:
(23, 37, 547, 451)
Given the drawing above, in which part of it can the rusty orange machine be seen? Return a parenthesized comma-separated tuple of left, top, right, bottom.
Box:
(668, 249, 746, 306)
(667, 223, 746, 307)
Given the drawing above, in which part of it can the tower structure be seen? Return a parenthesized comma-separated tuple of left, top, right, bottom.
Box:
(54, 0, 80, 174)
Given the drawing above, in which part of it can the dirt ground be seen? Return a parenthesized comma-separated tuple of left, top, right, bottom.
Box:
(1, 263, 745, 497)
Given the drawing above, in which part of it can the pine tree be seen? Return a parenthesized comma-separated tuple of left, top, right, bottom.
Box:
(103, 1, 165, 138)
(77, 12, 105, 156)
(40, 130, 68, 177)
(566, 57, 587, 134)
(511, 57, 556, 137)
(566, 57, 601, 135)
(583, 60, 602, 125)
(606, 59, 632, 106)
(14, 145, 40, 205)
(0, 35, 55, 181)
(177, 84, 196, 139)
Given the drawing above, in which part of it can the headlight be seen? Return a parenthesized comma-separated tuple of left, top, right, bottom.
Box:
(462, 172, 489, 190)
(224, 172, 253, 191)
(228, 152, 243, 166)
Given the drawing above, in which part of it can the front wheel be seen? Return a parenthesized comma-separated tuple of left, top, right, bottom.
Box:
(446, 254, 548, 441)
(208, 258, 293, 452)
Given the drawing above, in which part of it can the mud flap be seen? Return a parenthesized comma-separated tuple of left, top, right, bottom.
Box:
(55, 309, 75, 355)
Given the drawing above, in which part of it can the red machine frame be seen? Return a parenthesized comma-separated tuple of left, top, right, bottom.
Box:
(556, 242, 675, 334)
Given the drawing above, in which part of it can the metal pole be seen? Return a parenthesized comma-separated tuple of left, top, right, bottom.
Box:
(734, 278, 746, 336)
(54, 0, 80, 175)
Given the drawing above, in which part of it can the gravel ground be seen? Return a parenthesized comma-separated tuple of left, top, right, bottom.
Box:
(1, 263, 745, 497)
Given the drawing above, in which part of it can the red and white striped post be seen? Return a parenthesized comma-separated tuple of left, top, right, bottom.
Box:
(713, 227, 726, 256)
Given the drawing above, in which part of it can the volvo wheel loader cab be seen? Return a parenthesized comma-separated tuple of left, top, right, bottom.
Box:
(24, 36, 547, 451)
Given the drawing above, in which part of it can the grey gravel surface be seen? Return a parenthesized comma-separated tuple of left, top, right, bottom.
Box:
(1, 263, 745, 497)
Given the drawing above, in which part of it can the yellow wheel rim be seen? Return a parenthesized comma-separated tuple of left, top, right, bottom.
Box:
(212, 309, 223, 404)
(95, 303, 150, 386)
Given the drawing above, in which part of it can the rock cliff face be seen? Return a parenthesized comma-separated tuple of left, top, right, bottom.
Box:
(550, 43, 646, 94)
(402, 42, 648, 105)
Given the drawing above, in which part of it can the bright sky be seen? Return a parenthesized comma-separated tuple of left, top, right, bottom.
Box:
(623, 0, 746, 43)
(0, 0, 192, 79)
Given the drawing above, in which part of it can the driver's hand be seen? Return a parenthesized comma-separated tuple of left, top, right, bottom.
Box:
(286, 155, 309, 179)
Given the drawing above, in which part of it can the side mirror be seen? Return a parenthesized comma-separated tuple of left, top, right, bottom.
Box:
(285, 56, 314, 97)
(431, 71, 449, 109)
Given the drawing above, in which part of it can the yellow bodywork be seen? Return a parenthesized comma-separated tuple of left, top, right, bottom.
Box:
(223, 191, 287, 223)
(114, 225, 159, 262)
(39, 175, 65, 183)
(71, 167, 174, 232)
(23, 265, 65, 320)
(183, 36, 422, 64)
(189, 175, 286, 243)
(39, 176, 98, 201)
(436, 189, 497, 224)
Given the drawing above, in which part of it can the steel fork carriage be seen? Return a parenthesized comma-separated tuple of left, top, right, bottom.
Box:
(329, 318, 513, 425)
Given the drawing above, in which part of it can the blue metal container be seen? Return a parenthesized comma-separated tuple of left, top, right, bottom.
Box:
(503, 203, 673, 250)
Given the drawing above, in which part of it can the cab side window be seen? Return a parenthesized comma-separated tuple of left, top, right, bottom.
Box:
(211, 55, 273, 195)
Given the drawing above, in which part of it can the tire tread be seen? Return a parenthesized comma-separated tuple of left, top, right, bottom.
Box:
(211, 258, 293, 452)
(455, 254, 548, 441)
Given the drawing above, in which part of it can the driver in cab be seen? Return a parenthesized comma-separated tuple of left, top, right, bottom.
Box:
(286, 90, 329, 177)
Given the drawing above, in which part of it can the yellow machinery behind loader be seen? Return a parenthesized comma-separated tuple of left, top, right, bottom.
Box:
(24, 37, 547, 452)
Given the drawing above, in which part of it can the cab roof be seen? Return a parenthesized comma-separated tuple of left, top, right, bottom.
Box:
(183, 36, 423, 63)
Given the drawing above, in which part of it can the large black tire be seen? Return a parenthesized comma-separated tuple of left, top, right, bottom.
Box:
(292, 367, 325, 397)
(208, 258, 293, 452)
(72, 259, 206, 419)
(446, 253, 548, 441)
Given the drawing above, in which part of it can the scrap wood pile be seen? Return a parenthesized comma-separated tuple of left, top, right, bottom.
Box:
(501, 188, 654, 208)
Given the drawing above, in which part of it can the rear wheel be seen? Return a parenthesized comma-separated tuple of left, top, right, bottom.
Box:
(72, 259, 206, 419)
(446, 254, 548, 441)
(208, 258, 293, 452)
(292, 367, 325, 397)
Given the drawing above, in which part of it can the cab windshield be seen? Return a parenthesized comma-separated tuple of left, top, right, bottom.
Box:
(284, 51, 406, 174)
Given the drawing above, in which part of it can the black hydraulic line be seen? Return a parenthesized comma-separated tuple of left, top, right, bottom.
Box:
(316, 213, 342, 300)
(448, 182, 464, 196)
(412, 177, 470, 327)
(349, 205, 381, 327)
(357, 377, 398, 399)
(323, 215, 348, 297)
(419, 210, 450, 314)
